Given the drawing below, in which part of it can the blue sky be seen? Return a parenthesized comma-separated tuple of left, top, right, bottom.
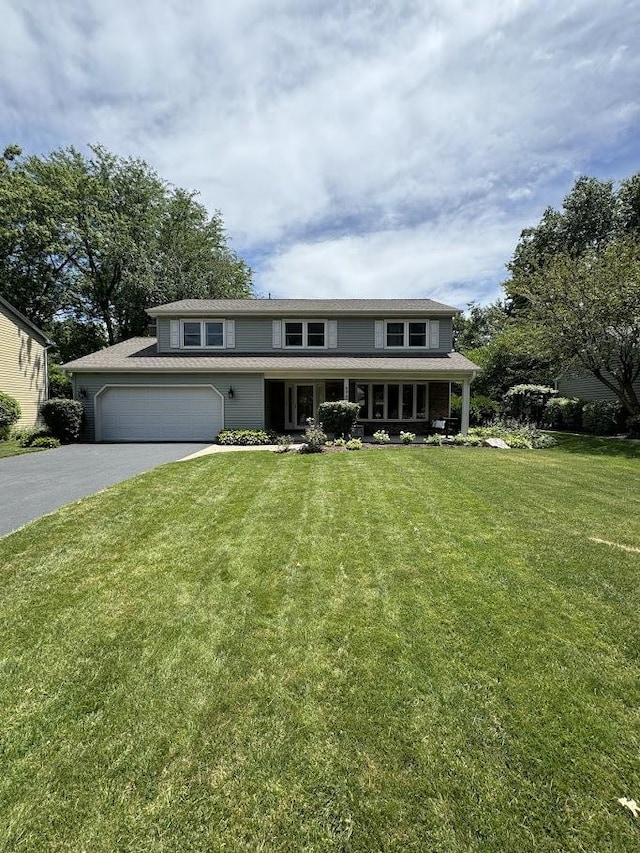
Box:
(2, 0, 639, 308)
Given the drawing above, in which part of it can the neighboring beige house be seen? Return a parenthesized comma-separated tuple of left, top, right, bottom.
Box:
(0, 295, 51, 428)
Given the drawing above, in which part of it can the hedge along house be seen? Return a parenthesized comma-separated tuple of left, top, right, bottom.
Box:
(0, 294, 52, 428)
(62, 299, 480, 442)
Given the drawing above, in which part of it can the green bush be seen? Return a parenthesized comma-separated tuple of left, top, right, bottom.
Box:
(15, 427, 53, 447)
(626, 414, 640, 438)
(451, 394, 501, 425)
(299, 418, 326, 453)
(372, 429, 390, 444)
(468, 421, 557, 449)
(582, 400, 622, 435)
(544, 396, 583, 431)
(48, 363, 73, 398)
(345, 437, 362, 450)
(503, 384, 557, 424)
(40, 398, 84, 442)
(400, 431, 416, 444)
(216, 429, 276, 446)
(423, 434, 443, 446)
(30, 436, 61, 449)
(0, 392, 21, 438)
(317, 400, 360, 438)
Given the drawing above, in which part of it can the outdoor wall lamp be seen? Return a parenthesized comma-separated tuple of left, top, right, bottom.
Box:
(228, 386, 234, 399)
(78, 387, 88, 399)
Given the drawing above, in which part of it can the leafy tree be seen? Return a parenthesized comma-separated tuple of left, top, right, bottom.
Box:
(47, 318, 107, 364)
(0, 144, 252, 346)
(463, 322, 559, 400)
(453, 300, 507, 350)
(509, 239, 640, 415)
(506, 172, 640, 415)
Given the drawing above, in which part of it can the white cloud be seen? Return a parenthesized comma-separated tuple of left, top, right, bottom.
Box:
(1, 0, 639, 302)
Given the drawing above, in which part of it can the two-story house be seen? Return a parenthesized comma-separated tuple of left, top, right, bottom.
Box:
(63, 299, 479, 441)
(0, 295, 51, 428)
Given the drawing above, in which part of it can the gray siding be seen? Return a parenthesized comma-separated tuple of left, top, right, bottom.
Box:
(74, 372, 264, 440)
(158, 315, 454, 354)
(558, 370, 640, 403)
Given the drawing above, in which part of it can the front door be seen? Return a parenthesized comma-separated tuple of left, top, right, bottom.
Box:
(286, 383, 316, 428)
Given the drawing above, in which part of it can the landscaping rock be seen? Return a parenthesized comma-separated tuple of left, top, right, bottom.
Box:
(483, 437, 511, 449)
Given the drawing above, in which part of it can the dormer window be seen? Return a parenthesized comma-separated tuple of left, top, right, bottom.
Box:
(181, 319, 225, 348)
(284, 320, 327, 348)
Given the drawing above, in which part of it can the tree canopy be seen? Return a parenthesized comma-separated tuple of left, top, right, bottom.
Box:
(505, 173, 640, 415)
(0, 144, 252, 356)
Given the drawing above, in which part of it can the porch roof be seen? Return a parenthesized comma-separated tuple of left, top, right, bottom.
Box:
(63, 338, 480, 376)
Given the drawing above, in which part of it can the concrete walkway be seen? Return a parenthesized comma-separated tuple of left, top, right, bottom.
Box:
(180, 444, 280, 460)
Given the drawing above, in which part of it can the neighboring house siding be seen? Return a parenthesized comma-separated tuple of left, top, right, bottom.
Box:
(557, 371, 640, 404)
(73, 372, 265, 440)
(157, 316, 454, 354)
(0, 304, 47, 428)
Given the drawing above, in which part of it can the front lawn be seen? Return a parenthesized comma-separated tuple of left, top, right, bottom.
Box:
(1, 441, 638, 851)
(0, 439, 44, 459)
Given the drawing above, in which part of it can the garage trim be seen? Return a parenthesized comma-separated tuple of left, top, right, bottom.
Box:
(94, 384, 225, 442)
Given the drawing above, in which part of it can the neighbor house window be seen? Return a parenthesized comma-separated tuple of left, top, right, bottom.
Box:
(353, 382, 429, 420)
(385, 320, 428, 348)
(284, 320, 326, 348)
(181, 319, 225, 348)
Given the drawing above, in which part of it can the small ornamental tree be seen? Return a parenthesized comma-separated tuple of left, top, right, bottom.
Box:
(40, 398, 84, 442)
(0, 391, 21, 439)
(317, 400, 360, 438)
(503, 385, 557, 424)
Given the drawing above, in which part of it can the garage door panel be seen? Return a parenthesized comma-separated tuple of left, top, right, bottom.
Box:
(98, 386, 222, 441)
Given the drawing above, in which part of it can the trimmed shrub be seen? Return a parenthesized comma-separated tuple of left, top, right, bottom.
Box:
(0, 392, 21, 439)
(317, 400, 360, 438)
(544, 396, 583, 431)
(582, 400, 622, 435)
(40, 398, 84, 442)
(216, 429, 276, 446)
(503, 385, 557, 424)
(30, 436, 61, 449)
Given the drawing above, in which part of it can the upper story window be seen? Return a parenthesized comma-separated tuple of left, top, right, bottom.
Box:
(181, 319, 225, 348)
(284, 320, 327, 348)
(385, 320, 428, 348)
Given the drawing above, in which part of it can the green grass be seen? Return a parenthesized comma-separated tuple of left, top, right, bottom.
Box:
(1, 439, 639, 851)
(0, 439, 44, 458)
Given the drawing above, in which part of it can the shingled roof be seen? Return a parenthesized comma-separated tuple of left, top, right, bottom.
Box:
(147, 298, 460, 317)
(63, 338, 479, 375)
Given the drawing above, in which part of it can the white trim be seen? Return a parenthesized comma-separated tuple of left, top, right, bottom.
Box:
(225, 319, 235, 348)
(272, 319, 282, 348)
(282, 319, 328, 349)
(328, 320, 338, 348)
(94, 383, 225, 442)
(180, 318, 226, 349)
(169, 320, 180, 348)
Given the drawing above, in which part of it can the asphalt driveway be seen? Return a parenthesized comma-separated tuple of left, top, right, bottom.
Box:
(0, 443, 210, 537)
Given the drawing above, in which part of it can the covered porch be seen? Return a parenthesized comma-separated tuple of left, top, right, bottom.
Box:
(264, 376, 473, 435)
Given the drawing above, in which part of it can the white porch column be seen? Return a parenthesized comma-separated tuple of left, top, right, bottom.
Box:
(343, 378, 349, 400)
(461, 377, 471, 435)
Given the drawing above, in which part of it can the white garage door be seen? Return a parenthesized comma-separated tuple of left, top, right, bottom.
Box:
(98, 386, 223, 441)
